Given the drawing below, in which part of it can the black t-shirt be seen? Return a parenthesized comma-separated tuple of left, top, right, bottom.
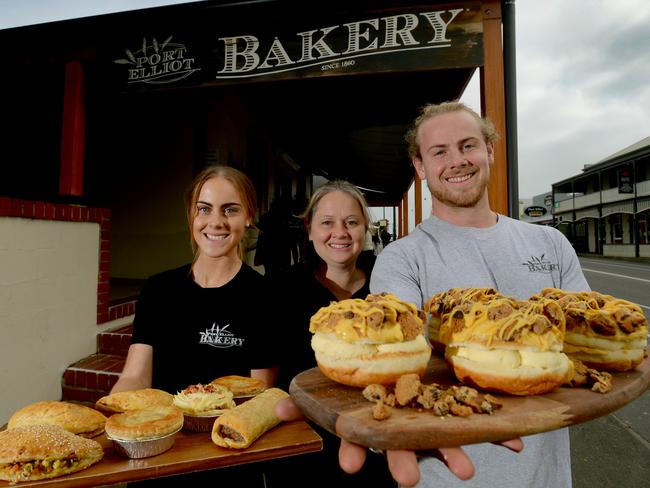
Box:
(131, 263, 277, 394)
(272, 263, 371, 390)
(267, 259, 397, 488)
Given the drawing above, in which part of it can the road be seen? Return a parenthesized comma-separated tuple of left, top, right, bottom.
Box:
(571, 256, 650, 488)
(579, 256, 650, 322)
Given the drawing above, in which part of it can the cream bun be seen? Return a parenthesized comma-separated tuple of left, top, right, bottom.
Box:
(533, 288, 648, 371)
(310, 293, 431, 387)
(441, 296, 573, 395)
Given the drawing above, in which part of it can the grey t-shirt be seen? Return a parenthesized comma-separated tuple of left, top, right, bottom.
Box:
(370, 214, 590, 488)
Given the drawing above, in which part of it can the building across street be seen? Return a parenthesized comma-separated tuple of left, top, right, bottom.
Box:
(525, 137, 650, 259)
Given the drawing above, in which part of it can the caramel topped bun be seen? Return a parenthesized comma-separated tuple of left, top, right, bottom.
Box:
(426, 287, 505, 352)
(8, 401, 107, 438)
(210, 375, 266, 397)
(104, 405, 183, 441)
(0, 424, 103, 483)
(173, 383, 236, 416)
(442, 296, 573, 395)
(533, 288, 648, 371)
(309, 293, 431, 387)
(95, 388, 173, 414)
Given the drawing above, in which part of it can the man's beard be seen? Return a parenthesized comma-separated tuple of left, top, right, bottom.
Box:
(430, 178, 488, 208)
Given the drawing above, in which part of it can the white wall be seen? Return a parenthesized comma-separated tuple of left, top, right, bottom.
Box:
(640, 245, 650, 258)
(0, 217, 100, 423)
(603, 244, 636, 258)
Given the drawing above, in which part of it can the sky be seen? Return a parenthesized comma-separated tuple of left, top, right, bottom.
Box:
(1, 0, 649, 202)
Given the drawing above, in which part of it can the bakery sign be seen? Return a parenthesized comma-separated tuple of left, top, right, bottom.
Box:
(114, 37, 200, 84)
(215, 8, 479, 79)
(524, 206, 548, 218)
(112, 5, 482, 86)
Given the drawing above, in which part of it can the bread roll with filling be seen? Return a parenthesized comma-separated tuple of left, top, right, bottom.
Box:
(0, 424, 103, 483)
(533, 288, 648, 371)
(441, 296, 573, 395)
(426, 287, 504, 352)
(310, 293, 431, 387)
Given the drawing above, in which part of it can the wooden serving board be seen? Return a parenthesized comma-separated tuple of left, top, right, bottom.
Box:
(0, 420, 321, 487)
(290, 353, 650, 451)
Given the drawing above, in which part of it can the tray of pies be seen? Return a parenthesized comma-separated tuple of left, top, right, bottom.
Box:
(0, 412, 321, 486)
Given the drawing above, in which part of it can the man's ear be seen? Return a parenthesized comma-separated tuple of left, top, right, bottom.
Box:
(412, 157, 426, 180)
(486, 141, 495, 165)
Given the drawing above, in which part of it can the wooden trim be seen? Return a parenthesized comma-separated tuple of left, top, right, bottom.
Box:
(59, 61, 86, 196)
(481, 1, 509, 215)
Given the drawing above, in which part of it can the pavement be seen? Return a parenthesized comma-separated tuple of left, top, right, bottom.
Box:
(570, 377, 650, 487)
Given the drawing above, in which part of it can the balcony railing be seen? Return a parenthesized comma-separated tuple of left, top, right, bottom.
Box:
(573, 193, 600, 209)
(637, 179, 650, 197)
(553, 178, 650, 212)
(555, 199, 574, 212)
(601, 187, 633, 203)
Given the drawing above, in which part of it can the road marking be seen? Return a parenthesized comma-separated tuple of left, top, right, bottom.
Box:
(581, 267, 650, 310)
(580, 260, 650, 272)
(581, 267, 650, 283)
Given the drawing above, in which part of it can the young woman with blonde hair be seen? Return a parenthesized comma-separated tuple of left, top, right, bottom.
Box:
(112, 165, 277, 396)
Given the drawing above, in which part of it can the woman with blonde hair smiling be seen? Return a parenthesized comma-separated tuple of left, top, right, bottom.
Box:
(274, 179, 374, 388)
(270, 180, 395, 488)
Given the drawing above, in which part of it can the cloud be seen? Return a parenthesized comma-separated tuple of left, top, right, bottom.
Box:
(516, 0, 650, 197)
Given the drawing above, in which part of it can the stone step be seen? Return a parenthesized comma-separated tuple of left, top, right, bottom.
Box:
(97, 323, 133, 356)
(61, 353, 125, 404)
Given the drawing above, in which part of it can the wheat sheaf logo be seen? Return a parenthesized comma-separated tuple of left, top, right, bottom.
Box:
(199, 323, 245, 349)
(113, 36, 200, 84)
(521, 254, 559, 273)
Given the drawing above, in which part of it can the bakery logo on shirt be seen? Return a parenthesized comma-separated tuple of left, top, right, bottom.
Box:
(199, 323, 244, 348)
(521, 254, 559, 273)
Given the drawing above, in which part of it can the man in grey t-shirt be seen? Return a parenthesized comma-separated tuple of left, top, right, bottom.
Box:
(276, 101, 590, 487)
(368, 101, 589, 488)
